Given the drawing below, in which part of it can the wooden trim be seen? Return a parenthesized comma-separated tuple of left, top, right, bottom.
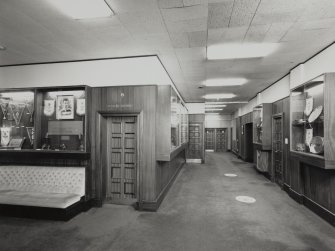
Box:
(290, 151, 326, 169)
(287, 187, 304, 204)
(303, 196, 335, 226)
(97, 111, 143, 205)
(284, 184, 335, 226)
(271, 113, 284, 183)
(139, 161, 185, 211)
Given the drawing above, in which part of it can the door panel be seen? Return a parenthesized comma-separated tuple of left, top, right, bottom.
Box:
(107, 116, 137, 203)
(205, 129, 215, 150)
(215, 129, 226, 152)
(189, 123, 203, 159)
(273, 115, 283, 187)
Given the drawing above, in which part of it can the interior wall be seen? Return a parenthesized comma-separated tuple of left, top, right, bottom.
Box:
(205, 114, 232, 150)
(0, 57, 172, 88)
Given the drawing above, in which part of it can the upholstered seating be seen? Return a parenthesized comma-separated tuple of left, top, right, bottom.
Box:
(0, 166, 85, 219)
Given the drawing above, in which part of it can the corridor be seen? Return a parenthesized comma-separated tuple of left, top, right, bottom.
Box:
(1, 152, 335, 251)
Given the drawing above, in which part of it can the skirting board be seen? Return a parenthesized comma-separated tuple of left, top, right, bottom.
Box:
(186, 159, 202, 164)
(139, 162, 184, 211)
(284, 184, 334, 226)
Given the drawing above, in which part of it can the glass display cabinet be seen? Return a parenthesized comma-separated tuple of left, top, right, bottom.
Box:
(170, 90, 179, 149)
(0, 90, 35, 150)
(252, 103, 272, 150)
(290, 73, 335, 169)
(0, 86, 89, 153)
(35, 87, 87, 152)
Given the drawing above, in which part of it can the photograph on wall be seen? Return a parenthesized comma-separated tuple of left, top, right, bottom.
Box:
(44, 99, 55, 117)
(56, 95, 74, 120)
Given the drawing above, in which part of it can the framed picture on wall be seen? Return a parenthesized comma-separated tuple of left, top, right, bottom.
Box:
(56, 95, 74, 120)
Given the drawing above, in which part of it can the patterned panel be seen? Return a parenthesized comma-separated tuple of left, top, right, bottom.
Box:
(111, 122, 122, 134)
(111, 167, 121, 178)
(111, 137, 122, 149)
(111, 152, 121, 164)
(111, 179, 121, 195)
(124, 167, 135, 179)
(124, 122, 135, 134)
(124, 137, 135, 149)
(124, 152, 135, 164)
(0, 166, 85, 196)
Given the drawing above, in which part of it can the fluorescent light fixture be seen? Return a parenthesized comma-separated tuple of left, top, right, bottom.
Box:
(207, 43, 279, 60)
(48, 0, 114, 19)
(204, 78, 248, 86)
(0, 45, 6, 50)
(205, 104, 227, 108)
(205, 108, 223, 111)
(205, 101, 248, 104)
(203, 93, 236, 99)
(205, 112, 220, 115)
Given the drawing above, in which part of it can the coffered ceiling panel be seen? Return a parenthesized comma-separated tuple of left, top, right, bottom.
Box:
(0, 0, 335, 114)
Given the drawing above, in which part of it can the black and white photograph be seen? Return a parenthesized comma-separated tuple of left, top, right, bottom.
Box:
(0, 0, 334, 250)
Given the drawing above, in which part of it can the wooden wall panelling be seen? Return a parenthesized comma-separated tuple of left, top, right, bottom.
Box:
(92, 86, 157, 205)
(324, 73, 335, 169)
(156, 86, 171, 161)
(283, 98, 290, 187)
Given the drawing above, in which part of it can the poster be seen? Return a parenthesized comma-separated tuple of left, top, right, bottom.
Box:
(76, 98, 85, 116)
(56, 95, 74, 120)
(0, 127, 11, 147)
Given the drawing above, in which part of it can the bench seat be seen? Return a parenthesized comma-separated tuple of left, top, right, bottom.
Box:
(0, 165, 86, 220)
(0, 189, 81, 208)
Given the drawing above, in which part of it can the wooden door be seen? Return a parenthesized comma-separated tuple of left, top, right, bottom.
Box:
(107, 116, 137, 204)
(215, 128, 226, 152)
(188, 123, 203, 159)
(272, 114, 283, 187)
(205, 129, 215, 150)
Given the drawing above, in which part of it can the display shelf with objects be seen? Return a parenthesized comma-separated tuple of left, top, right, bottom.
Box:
(0, 86, 91, 156)
(156, 85, 189, 161)
(35, 86, 89, 152)
(0, 90, 35, 150)
(290, 73, 335, 169)
(252, 103, 272, 150)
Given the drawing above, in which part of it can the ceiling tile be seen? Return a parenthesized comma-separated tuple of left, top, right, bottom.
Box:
(229, 0, 261, 27)
(208, 1, 234, 29)
(243, 24, 271, 42)
(188, 31, 207, 47)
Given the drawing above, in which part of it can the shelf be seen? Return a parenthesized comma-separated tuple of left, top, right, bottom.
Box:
(290, 150, 327, 169)
(0, 149, 90, 159)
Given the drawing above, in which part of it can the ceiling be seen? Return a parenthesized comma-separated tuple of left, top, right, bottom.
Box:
(1, 0, 335, 114)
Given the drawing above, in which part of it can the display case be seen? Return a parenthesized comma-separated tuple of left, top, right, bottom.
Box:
(252, 103, 272, 150)
(35, 86, 88, 152)
(0, 90, 35, 150)
(0, 86, 90, 154)
(290, 73, 335, 169)
(171, 89, 179, 149)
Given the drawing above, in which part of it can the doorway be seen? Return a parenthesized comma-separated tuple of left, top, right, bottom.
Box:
(205, 128, 227, 152)
(272, 113, 284, 187)
(188, 123, 204, 161)
(205, 128, 215, 151)
(244, 123, 253, 162)
(106, 116, 138, 204)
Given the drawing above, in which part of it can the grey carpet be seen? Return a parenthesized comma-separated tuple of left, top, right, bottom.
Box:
(1, 152, 334, 251)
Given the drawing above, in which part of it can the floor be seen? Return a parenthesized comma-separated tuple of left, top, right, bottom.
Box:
(1, 152, 335, 251)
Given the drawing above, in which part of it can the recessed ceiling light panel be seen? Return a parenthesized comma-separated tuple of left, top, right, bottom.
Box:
(207, 43, 279, 60)
(48, 0, 114, 19)
(203, 93, 236, 99)
(0, 45, 6, 51)
(204, 78, 247, 86)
